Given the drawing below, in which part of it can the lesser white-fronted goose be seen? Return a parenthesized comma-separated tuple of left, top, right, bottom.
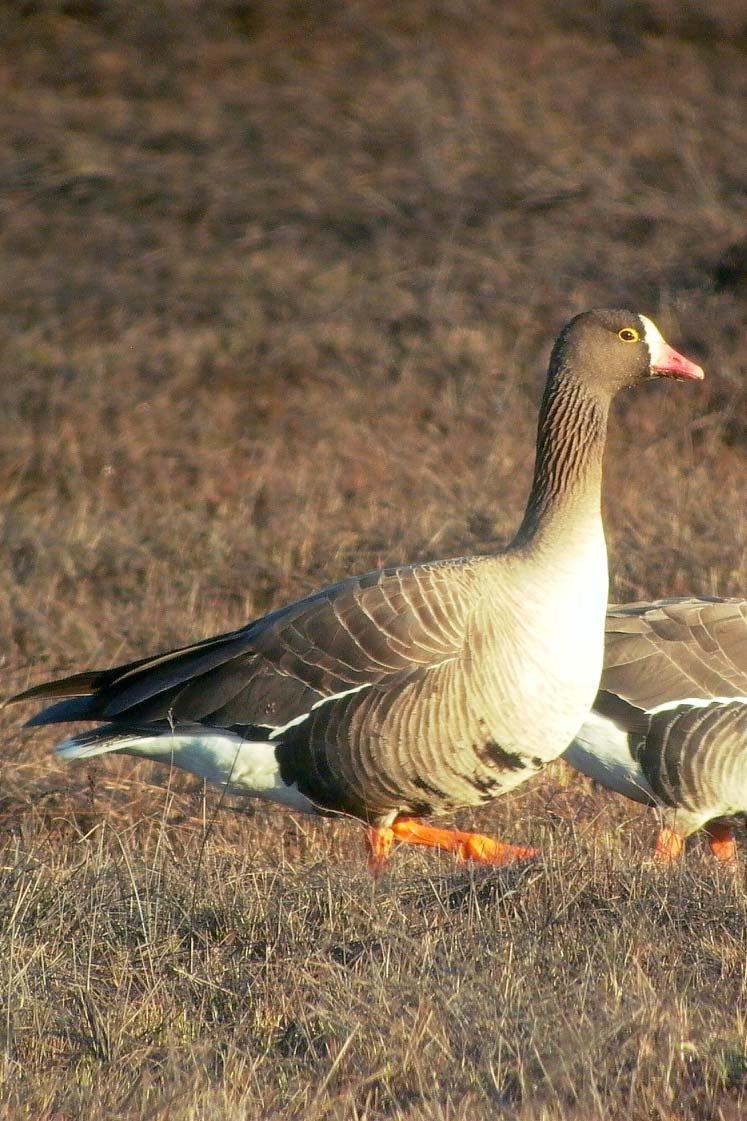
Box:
(565, 598, 747, 863)
(7, 311, 703, 868)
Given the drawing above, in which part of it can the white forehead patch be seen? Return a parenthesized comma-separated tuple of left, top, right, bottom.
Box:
(639, 315, 666, 365)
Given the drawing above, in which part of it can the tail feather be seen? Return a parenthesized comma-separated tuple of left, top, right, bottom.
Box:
(56, 726, 146, 760)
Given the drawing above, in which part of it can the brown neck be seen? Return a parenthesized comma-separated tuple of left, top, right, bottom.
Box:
(512, 373, 609, 550)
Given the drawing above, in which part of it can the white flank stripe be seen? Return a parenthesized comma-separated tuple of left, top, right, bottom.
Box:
(647, 695, 747, 716)
(267, 682, 373, 740)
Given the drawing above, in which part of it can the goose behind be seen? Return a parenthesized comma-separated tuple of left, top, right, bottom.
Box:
(7, 310, 703, 868)
(565, 598, 747, 863)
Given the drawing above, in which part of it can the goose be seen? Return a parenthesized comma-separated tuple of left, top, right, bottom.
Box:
(6, 310, 703, 868)
(564, 598, 747, 863)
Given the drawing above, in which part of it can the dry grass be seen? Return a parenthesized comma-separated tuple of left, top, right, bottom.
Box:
(2, 1, 747, 1116)
(3, 780, 747, 1120)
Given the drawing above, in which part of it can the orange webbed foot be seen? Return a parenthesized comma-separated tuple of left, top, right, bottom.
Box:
(705, 822, 737, 864)
(386, 818, 539, 866)
(653, 826, 685, 864)
(450, 829, 539, 866)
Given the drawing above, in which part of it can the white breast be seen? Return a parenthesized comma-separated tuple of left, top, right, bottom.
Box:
(484, 525, 609, 762)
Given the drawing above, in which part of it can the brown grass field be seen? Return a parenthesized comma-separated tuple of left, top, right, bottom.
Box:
(2, 1, 747, 1117)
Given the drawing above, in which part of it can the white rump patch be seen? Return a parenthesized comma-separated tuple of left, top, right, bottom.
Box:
(57, 729, 315, 812)
(564, 710, 656, 805)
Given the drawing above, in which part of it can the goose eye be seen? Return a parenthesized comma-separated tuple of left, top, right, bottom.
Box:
(618, 327, 640, 343)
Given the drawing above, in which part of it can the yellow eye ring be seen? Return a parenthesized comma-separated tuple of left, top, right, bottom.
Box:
(618, 327, 640, 342)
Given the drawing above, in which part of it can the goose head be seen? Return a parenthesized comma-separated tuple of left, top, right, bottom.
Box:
(549, 309, 704, 397)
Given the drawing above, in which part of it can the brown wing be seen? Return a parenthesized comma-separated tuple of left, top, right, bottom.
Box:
(11, 559, 478, 734)
(595, 598, 747, 727)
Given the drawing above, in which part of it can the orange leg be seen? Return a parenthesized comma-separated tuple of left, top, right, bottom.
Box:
(654, 826, 686, 864)
(705, 822, 737, 864)
(367, 824, 395, 874)
(367, 818, 539, 871)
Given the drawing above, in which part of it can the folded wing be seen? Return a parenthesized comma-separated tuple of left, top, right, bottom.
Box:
(11, 559, 477, 738)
